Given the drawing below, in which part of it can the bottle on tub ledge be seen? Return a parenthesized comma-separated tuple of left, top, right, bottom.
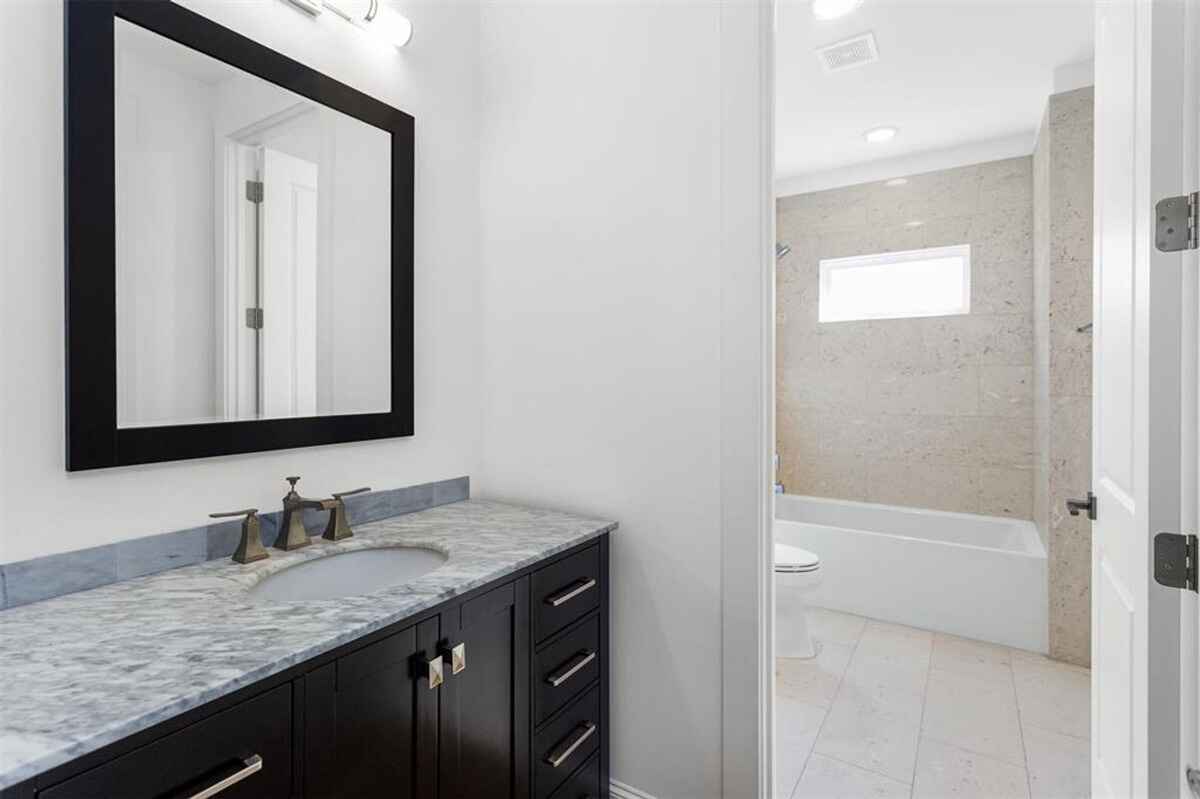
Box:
(774, 452, 785, 495)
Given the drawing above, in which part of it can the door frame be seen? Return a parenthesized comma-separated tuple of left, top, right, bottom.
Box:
(718, 0, 775, 796)
(1142, 0, 1191, 795)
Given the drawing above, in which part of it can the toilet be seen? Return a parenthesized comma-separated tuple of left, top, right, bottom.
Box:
(774, 542, 823, 659)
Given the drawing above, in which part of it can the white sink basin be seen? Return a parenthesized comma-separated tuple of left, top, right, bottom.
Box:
(248, 547, 447, 602)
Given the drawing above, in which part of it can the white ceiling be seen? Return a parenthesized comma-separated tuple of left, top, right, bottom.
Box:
(776, 0, 1095, 184)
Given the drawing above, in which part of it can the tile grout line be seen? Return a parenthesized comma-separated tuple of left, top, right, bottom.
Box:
(789, 616, 867, 798)
(908, 632, 937, 799)
(1010, 658, 1036, 799)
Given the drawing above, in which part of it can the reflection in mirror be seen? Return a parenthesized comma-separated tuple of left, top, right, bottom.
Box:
(114, 17, 391, 429)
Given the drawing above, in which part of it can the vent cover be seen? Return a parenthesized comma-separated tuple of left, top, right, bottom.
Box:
(816, 32, 879, 73)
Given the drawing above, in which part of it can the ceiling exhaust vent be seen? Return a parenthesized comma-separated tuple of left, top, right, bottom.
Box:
(816, 32, 879, 73)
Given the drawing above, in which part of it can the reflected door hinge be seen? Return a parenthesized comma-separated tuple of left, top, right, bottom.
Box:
(1155, 191, 1198, 252)
(1187, 765, 1200, 799)
(245, 180, 264, 204)
(1153, 532, 1198, 592)
(245, 307, 264, 330)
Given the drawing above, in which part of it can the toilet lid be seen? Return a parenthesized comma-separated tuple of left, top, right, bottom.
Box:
(775, 543, 820, 573)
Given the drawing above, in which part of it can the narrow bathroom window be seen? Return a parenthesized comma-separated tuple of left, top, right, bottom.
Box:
(818, 244, 971, 323)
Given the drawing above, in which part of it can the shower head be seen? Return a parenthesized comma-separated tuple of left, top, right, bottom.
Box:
(775, 242, 792, 260)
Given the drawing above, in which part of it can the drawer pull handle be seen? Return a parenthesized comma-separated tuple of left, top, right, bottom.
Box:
(545, 722, 597, 768)
(545, 578, 597, 608)
(546, 650, 597, 687)
(184, 755, 263, 799)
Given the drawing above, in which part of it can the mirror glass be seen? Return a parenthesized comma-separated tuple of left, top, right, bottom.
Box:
(114, 17, 391, 429)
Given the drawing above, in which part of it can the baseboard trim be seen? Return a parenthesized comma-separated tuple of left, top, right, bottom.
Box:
(611, 779, 657, 799)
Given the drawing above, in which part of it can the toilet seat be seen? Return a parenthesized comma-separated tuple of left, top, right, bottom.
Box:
(775, 543, 820, 574)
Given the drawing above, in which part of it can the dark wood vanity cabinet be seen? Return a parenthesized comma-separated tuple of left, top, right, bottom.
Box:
(18, 536, 608, 799)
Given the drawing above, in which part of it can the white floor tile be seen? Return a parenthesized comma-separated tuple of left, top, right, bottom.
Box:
(777, 614, 1092, 799)
(806, 607, 869, 647)
(776, 697, 827, 798)
(1011, 657, 1090, 739)
(815, 678, 924, 783)
(1022, 724, 1089, 799)
(856, 620, 935, 662)
(923, 669, 1025, 766)
(931, 633, 1015, 685)
(913, 739, 1030, 799)
(793, 754, 910, 799)
(777, 642, 854, 708)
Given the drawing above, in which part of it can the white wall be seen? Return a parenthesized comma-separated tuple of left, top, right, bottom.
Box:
(476, 2, 771, 795)
(0, 0, 482, 563)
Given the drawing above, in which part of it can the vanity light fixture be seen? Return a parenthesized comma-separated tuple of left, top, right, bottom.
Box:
(864, 125, 897, 144)
(812, 0, 864, 21)
(288, 0, 413, 48)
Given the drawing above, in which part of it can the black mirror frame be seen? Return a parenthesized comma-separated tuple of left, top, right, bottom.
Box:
(64, 0, 414, 471)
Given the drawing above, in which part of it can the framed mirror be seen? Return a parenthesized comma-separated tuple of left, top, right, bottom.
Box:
(65, 0, 413, 470)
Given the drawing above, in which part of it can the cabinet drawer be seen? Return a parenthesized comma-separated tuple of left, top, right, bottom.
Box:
(547, 752, 601, 799)
(532, 545, 600, 642)
(39, 684, 292, 799)
(534, 614, 600, 726)
(534, 687, 601, 799)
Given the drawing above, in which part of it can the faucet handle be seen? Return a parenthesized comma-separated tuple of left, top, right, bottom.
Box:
(209, 508, 268, 564)
(332, 487, 371, 500)
(209, 508, 259, 520)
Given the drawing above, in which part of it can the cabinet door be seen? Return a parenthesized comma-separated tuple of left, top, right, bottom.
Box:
(304, 618, 441, 798)
(439, 577, 530, 799)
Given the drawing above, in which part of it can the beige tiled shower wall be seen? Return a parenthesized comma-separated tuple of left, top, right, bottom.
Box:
(775, 157, 1036, 518)
(1033, 87, 1094, 667)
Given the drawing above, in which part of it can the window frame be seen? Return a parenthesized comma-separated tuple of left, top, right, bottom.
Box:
(817, 243, 972, 324)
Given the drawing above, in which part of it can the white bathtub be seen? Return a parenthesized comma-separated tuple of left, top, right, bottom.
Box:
(775, 494, 1048, 653)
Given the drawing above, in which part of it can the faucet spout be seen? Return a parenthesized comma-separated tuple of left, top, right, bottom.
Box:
(276, 477, 334, 551)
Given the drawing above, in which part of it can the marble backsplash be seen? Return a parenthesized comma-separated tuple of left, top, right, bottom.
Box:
(0, 476, 468, 610)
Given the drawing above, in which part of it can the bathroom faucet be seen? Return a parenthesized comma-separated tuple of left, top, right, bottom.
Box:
(322, 487, 372, 541)
(278, 476, 336, 551)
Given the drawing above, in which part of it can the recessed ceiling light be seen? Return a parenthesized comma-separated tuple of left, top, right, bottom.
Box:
(864, 126, 897, 144)
(885, 177, 908, 187)
(812, 0, 864, 21)
(905, 220, 924, 228)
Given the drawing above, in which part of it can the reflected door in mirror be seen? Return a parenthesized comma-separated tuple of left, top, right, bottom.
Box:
(113, 16, 391, 429)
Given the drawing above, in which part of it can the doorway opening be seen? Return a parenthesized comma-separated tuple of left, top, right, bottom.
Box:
(771, 2, 1095, 795)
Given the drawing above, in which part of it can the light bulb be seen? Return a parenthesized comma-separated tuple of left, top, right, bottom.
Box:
(367, 4, 413, 49)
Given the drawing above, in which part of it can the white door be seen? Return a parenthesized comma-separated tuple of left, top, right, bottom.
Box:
(259, 146, 318, 418)
(1093, 0, 1195, 797)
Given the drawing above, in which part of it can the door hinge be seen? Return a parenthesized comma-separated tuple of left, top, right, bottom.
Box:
(245, 307, 264, 330)
(1155, 191, 1198, 252)
(245, 180, 264, 204)
(1153, 532, 1198, 592)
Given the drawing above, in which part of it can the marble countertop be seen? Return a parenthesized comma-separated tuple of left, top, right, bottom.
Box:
(0, 500, 615, 789)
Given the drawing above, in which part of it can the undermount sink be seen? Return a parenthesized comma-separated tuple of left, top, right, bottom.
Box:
(248, 547, 448, 602)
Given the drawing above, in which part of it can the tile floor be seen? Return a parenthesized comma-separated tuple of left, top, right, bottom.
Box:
(776, 608, 1090, 799)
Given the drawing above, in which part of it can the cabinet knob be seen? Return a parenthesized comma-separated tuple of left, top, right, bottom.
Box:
(422, 655, 444, 689)
(444, 642, 466, 675)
